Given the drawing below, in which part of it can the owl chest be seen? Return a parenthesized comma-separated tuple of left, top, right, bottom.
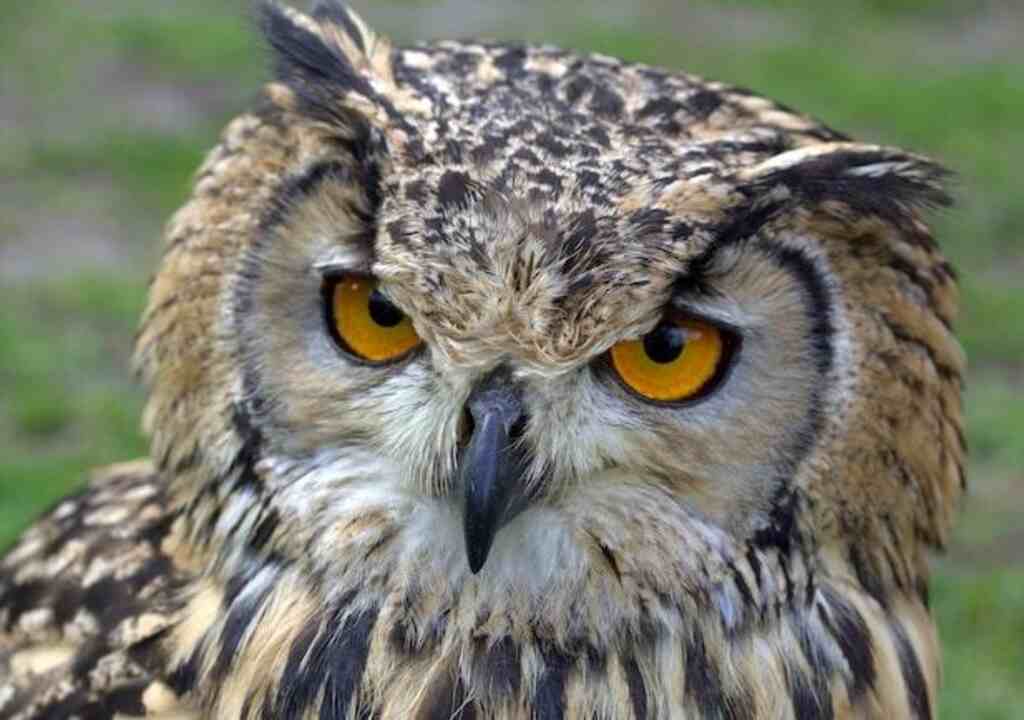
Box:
(161, 571, 935, 720)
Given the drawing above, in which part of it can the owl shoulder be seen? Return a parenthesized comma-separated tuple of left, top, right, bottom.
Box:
(0, 460, 191, 718)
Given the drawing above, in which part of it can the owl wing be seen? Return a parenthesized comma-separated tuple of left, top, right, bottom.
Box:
(0, 461, 193, 719)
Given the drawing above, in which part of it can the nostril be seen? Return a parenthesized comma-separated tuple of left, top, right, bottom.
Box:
(508, 416, 527, 442)
(457, 407, 475, 449)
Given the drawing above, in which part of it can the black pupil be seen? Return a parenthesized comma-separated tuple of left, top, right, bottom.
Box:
(368, 289, 404, 327)
(643, 323, 687, 364)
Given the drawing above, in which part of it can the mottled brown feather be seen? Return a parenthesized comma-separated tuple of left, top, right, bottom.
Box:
(2, 2, 963, 718)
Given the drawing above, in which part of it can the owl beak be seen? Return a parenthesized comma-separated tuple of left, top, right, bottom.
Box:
(459, 372, 529, 574)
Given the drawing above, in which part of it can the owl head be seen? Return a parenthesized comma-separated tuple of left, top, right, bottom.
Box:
(135, 0, 963, 675)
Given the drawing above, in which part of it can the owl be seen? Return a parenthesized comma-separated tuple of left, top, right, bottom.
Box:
(0, 2, 965, 718)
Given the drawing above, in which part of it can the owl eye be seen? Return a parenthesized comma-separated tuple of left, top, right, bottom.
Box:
(609, 315, 732, 403)
(324, 274, 422, 363)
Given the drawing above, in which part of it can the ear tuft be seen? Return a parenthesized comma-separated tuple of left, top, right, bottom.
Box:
(259, 2, 396, 130)
(742, 143, 953, 228)
(311, 0, 371, 54)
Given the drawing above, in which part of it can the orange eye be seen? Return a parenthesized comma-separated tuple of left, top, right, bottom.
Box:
(326, 274, 421, 363)
(609, 315, 729, 402)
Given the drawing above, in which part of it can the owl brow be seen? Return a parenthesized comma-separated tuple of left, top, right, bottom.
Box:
(666, 295, 743, 334)
(314, 259, 374, 277)
(261, 161, 353, 232)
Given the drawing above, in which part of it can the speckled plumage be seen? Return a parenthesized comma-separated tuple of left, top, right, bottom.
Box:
(1, 2, 964, 718)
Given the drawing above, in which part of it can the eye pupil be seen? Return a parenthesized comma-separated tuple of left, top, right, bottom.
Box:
(643, 323, 686, 364)
(368, 290, 404, 327)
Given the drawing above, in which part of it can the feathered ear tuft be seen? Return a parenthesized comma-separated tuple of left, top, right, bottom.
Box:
(259, 1, 400, 132)
(310, 0, 373, 54)
(741, 143, 953, 228)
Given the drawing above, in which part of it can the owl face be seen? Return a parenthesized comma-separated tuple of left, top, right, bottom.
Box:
(237, 149, 831, 572)
(138, 2, 963, 624)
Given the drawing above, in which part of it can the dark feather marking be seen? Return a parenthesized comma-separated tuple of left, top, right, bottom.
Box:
(274, 618, 322, 717)
(687, 89, 723, 120)
(70, 637, 111, 679)
(76, 565, 157, 630)
(0, 579, 49, 630)
(259, 161, 355, 233)
(438, 170, 473, 209)
(622, 653, 648, 719)
(890, 620, 933, 720)
(260, 2, 412, 133)
(727, 560, 755, 610)
(442, 137, 465, 164)
(24, 694, 95, 720)
(637, 96, 687, 126)
(849, 543, 888, 608)
(583, 529, 622, 582)
(704, 196, 782, 256)
(168, 642, 203, 696)
(228, 403, 265, 492)
(681, 198, 781, 285)
(745, 545, 763, 590)
(77, 575, 133, 628)
(141, 511, 178, 554)
(751, 488, 799, 562)
(104, 681, 150, 716)
(586, 124, 611, 148)
(804, 569, 817, 607)
(318, 605, 379, 720)
(629, 207, 670, 235)
(250, 507, 280, 550)
(599, 541, 622, 581)
(535, 131, 571, 159)
(470, 136, 500, 165)
(241, 693, 260, 719)
(917, 576, 931, 609)
(589, 84, 625, 118)
(359, 147, 384, 223)
(213, 568, 274, 681)
(476, 636, 522, 695)
(405, 178, 428, 204)
(670, 220, 694, 242)
(127, 626, 175, 679)
(386, 219, 410, 245)
(558, 208, 599, 269)
(817, 588, 876, 700)
(534, 643, 572, 719)
(750, 149, 952, 227)
(262, 2, 372, 109)
(683, 627, 725, 717)
(779, 549, 796, 608)
(785, 658, 834, 720)
(494, 46, 528, 79)
(388, 611, 417, 655)
(313, 1, 366, 54)
(791, 617, 836, 720)
(563, 75, 592, 105)
(534, 168, 564, 193)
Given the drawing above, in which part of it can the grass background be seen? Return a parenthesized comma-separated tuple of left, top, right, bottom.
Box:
(0, 0, 1020, 715)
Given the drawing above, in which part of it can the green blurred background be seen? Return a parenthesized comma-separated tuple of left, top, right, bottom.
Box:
(0, 0, 1020, 715)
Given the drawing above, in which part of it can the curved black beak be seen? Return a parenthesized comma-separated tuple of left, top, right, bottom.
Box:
(460, 371, 529, 574)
